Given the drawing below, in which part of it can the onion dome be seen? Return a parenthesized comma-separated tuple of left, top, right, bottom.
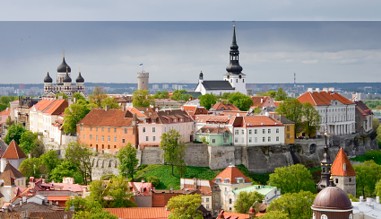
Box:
(44, 72, 53, 83)
(312, 186, 352, 211)
(63, 72, 72, 83)
(57, 57, 71, 73)
(76, 72, 85, 83)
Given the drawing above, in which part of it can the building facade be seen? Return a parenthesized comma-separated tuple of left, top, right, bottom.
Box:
(331, 147, 356, 196)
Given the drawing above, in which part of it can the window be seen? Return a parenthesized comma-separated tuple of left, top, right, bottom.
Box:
(114, 137, 117, 142)
(153, 136, 156, 141)
(124, 128, 128, 134)
(262, 129, 265, 134)
(102, 127, 104, 132)
(254, 137, 257, 143)
(90, 134, 92, 140)
(146, 136, 149, 141)
(96, 127, 98, 132)
(96, 135, 98, 141)
(254, 129, 257, 134)
(276, 128, 279, 133)
(108, 127, 110, 132)
(114, 128, 117, 133)
(268, 137, 271, 142)
(108, 145, 110, 149)
(108, 136, 110, 141)
(224, 178, 230, 183)
(320, 214, 328, 219)
(268, 129, 271, 134)
(276, 137, 279, 141)
(122, 139, 125, 143)
(335, 178, 338, 184)
(152, 127, 156, 132)
(249, 130, 252, 135)
(349, 177, 352, 182)
(102, 136, 104, 141)
(212, 139, 215, 143)
(229, 198, 232, 204)
(235, 138, 238, 143)
(206, 198, 209, 202)
(114, 145, 116, 149)
(143, 127, 146, 133)
(249, 137, 252, 143)
(235, 130, 239, 135)
(241, 130, 244, 134)
(262, 137, 265, 142)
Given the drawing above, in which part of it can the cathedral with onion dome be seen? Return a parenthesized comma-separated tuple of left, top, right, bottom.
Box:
(43, 56, 85, 98)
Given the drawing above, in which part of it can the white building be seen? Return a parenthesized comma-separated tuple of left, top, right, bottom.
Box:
(298, 88, 356, 136)
(231, 185, 280, 206)
(195, 25, 247, 95)
(233, 115, 285, 146)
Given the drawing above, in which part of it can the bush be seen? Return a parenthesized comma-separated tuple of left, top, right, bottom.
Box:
(147, 176, 160, 188)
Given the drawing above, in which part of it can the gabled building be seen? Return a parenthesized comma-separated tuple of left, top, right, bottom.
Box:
(297, 89, 356, 136)
(251, 96, 276, 113)
(132, 108, 194, 148)
(182, 105, 208, 119)
(77, 109, 138, 154)
(210, 102, 240, 114)
(0, 140, 26, 172)
(355, 100, 374, 134)
(331, 147, 356, 196)
(29, 99, 68, 139)
(233, 115, 285, 146)
(213, 164, 252, 211)
(0, 162, 26, 202)
(195, 25, 247, 95)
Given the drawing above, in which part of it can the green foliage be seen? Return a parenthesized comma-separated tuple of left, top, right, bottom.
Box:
(276, 98, 304, 137)
(19, 158, 47, 179)
(146, 176, 160, 188)
(378, 125, 381, 148)
(160, 129, 186, 176)
(40, 150, 61, 172)
(65, 196, 117, 219)
(88, 86, 108, 108)
(132, 89, 153, 107)
(301, 103, 320, 137)
(227, 92, 253, 111)
(73, 92, 86, 102)
(55, 92, 68, 100)
(63, 99, 90, 135)
(153, 91, 169, 99)
(65, 142, 93, 184)
(50, 160, 83, 184)
(117, 143, 139, 180)
(260, 210, 289, 219)
(351, 149, 381, 165)
(100, 97, 120, 110)
(373, 118, 380, 131)
(267, 191, 315, 219)
(234, 191, 264, 213)
(354, 160, 381, 197)
(0, 96, 17, 111)
(30, 142, 45, 158)
(364, 100, 381, 110)
(199, 94, 217, 110)
(4, 123, 26, 144)
(347, 193, 359, 202)
(19, 130, 39, 154)
(167, 194, 203, 219)
(256, 88, 288, 101)
(171, 90, 191, 101)
(268, 164, 316, 194)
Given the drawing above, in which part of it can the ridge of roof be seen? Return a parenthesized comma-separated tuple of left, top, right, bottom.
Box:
(2, 140, 27, 159)
(331, 148, 356, 177)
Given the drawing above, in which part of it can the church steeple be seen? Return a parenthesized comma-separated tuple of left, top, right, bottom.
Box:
(317, 133, 333, 191)
(226, 24, 243, 74)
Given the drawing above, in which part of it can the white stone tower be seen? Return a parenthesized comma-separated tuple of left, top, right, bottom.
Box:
(137, 71, 149, 90)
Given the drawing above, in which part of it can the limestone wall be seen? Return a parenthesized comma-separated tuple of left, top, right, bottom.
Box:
(140, 147, 164, 165)
(184, 143, 209, 167)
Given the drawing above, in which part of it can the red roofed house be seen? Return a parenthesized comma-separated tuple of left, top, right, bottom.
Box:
(77, 109, 138, 154)
(233, 115, 285, 146)
(250, 96, 276, 113)
(128, 181, 153, 207)
(214, 164, 252, 211)
(29, 99, 68, 141)
(0, 162, 26, 202)
(331, 148, 356, 196)
(210, 102, 240, 114)
(0, 140, 26, 172)
(105, 207, 170, 219)
(355, 101, 374, 134)
(297, 89, 356, 136)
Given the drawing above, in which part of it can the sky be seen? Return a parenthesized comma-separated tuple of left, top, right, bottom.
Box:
(0, 1, 380, 84)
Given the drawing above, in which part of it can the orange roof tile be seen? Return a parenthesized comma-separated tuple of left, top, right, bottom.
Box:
(79, 109, 133, 127)
(224, 211, 251, 219)
(211, 102, 240, 111)
(2, 140, 26, 159)
(331, 148, 356, 177)
(105, 207, 170, 219)
(214, 165, 251, 184)
(0, 108, 10, 117)
(243, 116, 283, 127)
(31, 99, 68, 115)
(298, 91, 354, 106)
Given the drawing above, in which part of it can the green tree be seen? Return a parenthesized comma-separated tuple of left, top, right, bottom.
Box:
(0, 96, 17, 111)
(30, 143, 45, 158)
(101, 96, 120, 110)
(4, 123, 26, 144)
(260, 210, 289, 219)
(274, 88, 288, 101)
(63, 99, 90, 135)
(117, 143, 139, 180)
(73, 92, 86, 102)
(234, 191, 264, 214)
(132, 89, 153, 107)
(354, 160, 381, 197)
(301, 103, 320, 137)
(50, 160, 83, 184)
(40, 150, 61, 172)
(167, 194, 203, 219)
(65, 196, 117, 219)
(153, 91, 169, 99)
(268, 164, 315, 194)
(276, 98, 304, 137)
(105, 176, 135, 208)
(65, 142, 93, 184)
(19, 130, 39, 154)
(88, 86, 108, 108)
(199, 94, 217, 110)
(267, 191, 315, 219)
(19, 158, 47, 178)
(171, 90, 191, 101)
(227, 92, 253, 111)
(160, 129, 186, 176)
(55, 92, 68, 100)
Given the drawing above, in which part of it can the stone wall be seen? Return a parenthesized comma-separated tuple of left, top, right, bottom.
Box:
(184, 143, 209, 167)
(140, 147, 164, 165)
(208, 146, 236, 170)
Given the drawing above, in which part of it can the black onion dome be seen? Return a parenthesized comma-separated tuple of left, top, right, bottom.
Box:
(63, 72, 72, 83)
(76, 72, 85, 83)
(44, 72, 53, 83)
(312, 186, 352, 211)
(57, 57, 71, 73)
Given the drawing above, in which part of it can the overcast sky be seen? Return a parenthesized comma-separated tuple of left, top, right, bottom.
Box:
(0, 1, 380, 84)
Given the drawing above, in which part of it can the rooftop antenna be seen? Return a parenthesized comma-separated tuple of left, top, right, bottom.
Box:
(139, 63, 144, 73)
(293, 72, 296, 88)
(63, 49, 65, 58)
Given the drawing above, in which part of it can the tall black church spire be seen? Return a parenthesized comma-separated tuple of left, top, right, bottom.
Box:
(226, 25, 243, 74)
(317, 133, 333, 191)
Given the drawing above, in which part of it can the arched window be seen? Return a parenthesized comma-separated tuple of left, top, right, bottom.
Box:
(321, 214, 328, 219)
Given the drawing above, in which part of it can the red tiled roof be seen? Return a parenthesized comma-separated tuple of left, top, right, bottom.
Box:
(298, 91, 354, 106)
(198, 126, 231, 134)
(224, 212, 251, 219)
(129, 182, 153, 196)
(214, 165, 251, 184)
(79, 109, 133, 127)
(331, 148, 356, 177)
(211, 102, 240, 111)
(31, 99, 68, 115)
(0, 108, 10, 117)
(105, 207, 170, 219)
(251, 96, 275, 108)
(195, 115, 236, 125)
(355, 101, 373, 116)
(2, 140, 26, 159)
(243, 116, 283, 127)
